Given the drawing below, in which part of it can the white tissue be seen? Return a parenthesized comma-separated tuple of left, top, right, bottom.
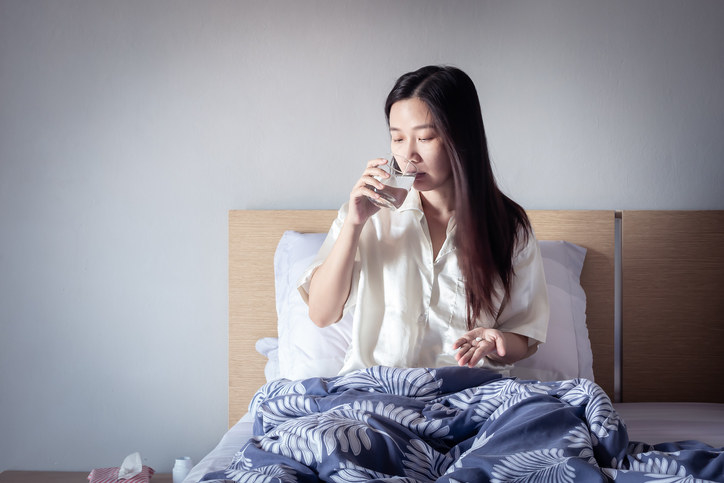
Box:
(118, 452, 143, 480)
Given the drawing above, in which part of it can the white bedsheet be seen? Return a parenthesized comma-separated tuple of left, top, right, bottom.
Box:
(183, 413, 254, 483)
(614, 402, 724, 447)
(184, 403, 724, 482)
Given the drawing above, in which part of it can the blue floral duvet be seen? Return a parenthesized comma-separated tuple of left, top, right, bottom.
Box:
(202, 366, 723, 482)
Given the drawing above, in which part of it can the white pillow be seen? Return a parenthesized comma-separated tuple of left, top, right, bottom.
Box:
(270, 231, 593, 382)
(274, 231, 352, 380)
(510, 241, 594, 382)
(255, 337, 280, 382)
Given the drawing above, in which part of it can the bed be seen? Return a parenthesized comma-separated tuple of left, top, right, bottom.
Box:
(185, 209, 724, 482)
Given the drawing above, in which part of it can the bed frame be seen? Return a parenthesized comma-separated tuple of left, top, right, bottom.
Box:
(621, 211, 724, 403)
(228, 209, 724, 427)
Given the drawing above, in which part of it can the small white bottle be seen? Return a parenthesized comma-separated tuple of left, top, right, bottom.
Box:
(172, 456, 193, 483)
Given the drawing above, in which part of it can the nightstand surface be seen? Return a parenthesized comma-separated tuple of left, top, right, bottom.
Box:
(0, 471, 172, 483)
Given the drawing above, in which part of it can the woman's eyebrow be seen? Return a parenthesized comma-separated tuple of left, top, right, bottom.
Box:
(389, 124, 436, 132)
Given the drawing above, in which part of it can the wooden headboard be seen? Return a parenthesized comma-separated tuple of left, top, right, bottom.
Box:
(621, 210, 724, 403)
(229, 210, 340, 427)
(228, 209, 615, 427)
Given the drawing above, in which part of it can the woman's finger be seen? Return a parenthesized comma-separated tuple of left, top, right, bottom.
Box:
(455, 337, 497, 367)
(467, 340, 495, 367)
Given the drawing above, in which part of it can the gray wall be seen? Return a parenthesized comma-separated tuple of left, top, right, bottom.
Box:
(1, 0, 722, 473)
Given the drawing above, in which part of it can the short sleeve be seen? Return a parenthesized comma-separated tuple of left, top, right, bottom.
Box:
(495, 229, 550, 350)
(297, 203, 361, 317)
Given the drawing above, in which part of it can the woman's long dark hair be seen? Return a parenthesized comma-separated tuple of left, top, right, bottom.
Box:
(385, 65, 531, 330)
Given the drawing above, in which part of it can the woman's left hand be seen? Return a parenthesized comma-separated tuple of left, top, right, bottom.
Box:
(453, 328, 507, 368)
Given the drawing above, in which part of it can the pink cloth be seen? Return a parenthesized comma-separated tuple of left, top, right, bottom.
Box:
(88, 465, 154, 483)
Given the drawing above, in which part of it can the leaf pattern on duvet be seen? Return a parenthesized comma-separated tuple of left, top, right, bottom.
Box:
(558, 378, 621, 439)
(443, 379, 521, 422)
(629, 454, 688, 478)
(445, 378, 552, 424)
(330, 366, 442, 401)
(444, 386, 500, 423)
(249, 379, 307, 416)
(485, 391, 539, 422)
(563, 423, 596, 465)
(257, 394, 314, 433)
(401, 438, 458, 482)
(256, 404, 377, 465)
(490, 448, 576, 483)
(227, 441, 254, 470)
(225, 444, 298, 483)
(328, 460, 419, 482)
(352, 400, 450, 439)
(444, 430, 494, 475)
(317, 406, 376, 456)
(225, 464, 297, 483)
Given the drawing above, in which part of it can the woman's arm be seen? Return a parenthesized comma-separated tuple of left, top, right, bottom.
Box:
(307, 157, 389, 327)
(307, 220, 363, 327)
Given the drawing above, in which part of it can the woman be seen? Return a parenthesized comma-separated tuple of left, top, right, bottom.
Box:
(299, 65, 548, 375)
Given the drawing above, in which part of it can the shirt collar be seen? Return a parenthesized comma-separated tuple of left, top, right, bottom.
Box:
(398, 189, 458, 236)
(398, 188, 424, 215)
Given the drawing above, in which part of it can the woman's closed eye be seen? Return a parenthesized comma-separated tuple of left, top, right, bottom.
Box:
(416, 129, 438, 142)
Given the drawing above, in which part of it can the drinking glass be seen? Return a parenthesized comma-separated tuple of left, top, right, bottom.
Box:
(368, 154, 417, 209)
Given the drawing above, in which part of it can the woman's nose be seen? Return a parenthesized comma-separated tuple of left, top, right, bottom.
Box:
(400, 153, 420, 174)
(401, 144, 420, 163)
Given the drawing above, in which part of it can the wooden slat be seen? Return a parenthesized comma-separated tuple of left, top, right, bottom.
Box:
(622, 210, 724, 402)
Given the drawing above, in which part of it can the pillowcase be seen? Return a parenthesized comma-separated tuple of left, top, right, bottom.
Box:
(270, 231, 593, 383)
(274, 231, 352, 380)
(510, 241, 593, 381)
(255, 337, 280, 382)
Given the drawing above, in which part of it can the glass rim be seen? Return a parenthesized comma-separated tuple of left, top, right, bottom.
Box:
(387, 153, 417, 176)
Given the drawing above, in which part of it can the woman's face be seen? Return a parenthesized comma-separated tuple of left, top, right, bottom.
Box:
(388, 98, 453, 194)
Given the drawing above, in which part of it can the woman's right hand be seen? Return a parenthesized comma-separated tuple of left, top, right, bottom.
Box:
(308, 157, 388, 327)
(346, 157, 389, 226)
